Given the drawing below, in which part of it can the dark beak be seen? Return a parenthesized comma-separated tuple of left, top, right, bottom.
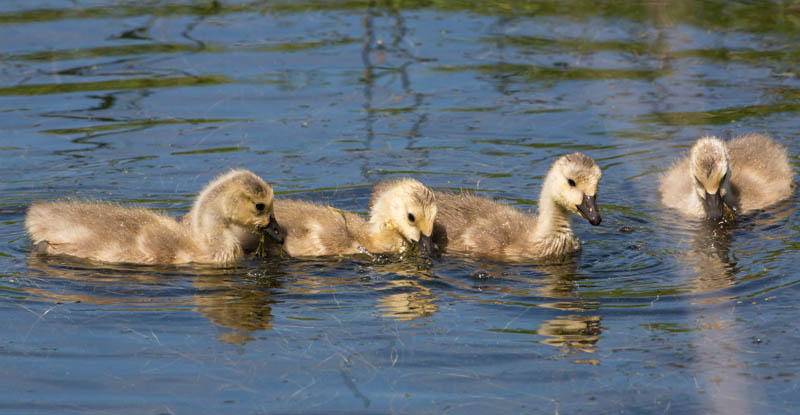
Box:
(722, 191, 739, 214)
(261, 215, 285, 244)
(703, 190, 724, 222)
(416, 233, 436, 258)
(576, 194, 602, 226)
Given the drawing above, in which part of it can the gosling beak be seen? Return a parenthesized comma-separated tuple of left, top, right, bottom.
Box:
(416, 233, 436, 258)
(703, 190, 724, 222)
(261, 215, 285, 244)
(722, 191, 739, 214)
(576, 194, 602, 226)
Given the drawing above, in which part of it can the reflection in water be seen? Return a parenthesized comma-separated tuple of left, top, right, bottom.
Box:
(192, 273, 278, 344)
(2, 1, 799, 411)
(464, 259, 605, 359)
(376, 277, 438, 321)
(672, 203, 796, 415)
(684, 219, 738, 294)
(538, 315, 602, 354)
(490, 314, 603, 360)
(24, 255, 279, 344)
(282, 257, 441, 322)
(682, 200, 795, 295)
(451, 258, 587, 301)
(358, 2, 431, 180)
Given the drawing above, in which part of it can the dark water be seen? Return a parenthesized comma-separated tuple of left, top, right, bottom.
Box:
(1, 1, 799, 413)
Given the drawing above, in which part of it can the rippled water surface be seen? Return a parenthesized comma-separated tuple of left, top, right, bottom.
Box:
(1, 1, 799, 413)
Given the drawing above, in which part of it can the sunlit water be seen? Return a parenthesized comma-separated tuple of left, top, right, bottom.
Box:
(1, 1, 799, 413)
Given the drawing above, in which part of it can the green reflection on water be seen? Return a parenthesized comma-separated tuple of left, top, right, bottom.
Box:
(10, 43, 212, 62)
(498, 35, 649, 55)
(368, 106, 421, 114)
(642, 322, 696, 333)
(440, 106, 501, 112)
(487, 328, 538, 335)
(434, 64, 666, 81)
(171, 147, 250, 156)
(673, 48, 800, 64)
(0, 76, 229, 96)
(2, 0, 798, 36)
(498, 35, 800, 65)
(472, 138, 617, 151)
(41, 118, 245, 136)
(639, 103, 800, 126)
(6, 37, 359, 63)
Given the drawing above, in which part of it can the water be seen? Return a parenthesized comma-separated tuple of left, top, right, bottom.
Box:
(1, 1, 799, 413)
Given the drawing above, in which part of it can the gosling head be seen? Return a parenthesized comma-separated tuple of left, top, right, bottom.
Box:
(212, 169, 283, 243)
(689, 137, 735, 221)
(369, 178, 438, 256)
(547, 153, 602, 226)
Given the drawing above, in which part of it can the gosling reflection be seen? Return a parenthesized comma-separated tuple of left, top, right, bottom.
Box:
(685, 219, 738, 293)
(457, 258, 591, 304)
(370, 253, 440, 322)
(537, 315, 602, 353)
(282, 257, 441, 322)
(192, 273, 278, 344)
(491, 314, 603, 358)
(376, 277, 438, 321)
(25, 256, 279, 344)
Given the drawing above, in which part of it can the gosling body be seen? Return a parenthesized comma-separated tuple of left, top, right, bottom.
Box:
(239, 178, 438, 257)
(660, 134, 794, 220)
(432, 153, 602, 261)
(26, 169, 282, 265)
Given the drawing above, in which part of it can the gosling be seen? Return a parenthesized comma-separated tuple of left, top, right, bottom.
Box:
(25, 169, 283, 265)
(659, 134, 795, 221)
(432, 153, 602, 261)
(238, 178, 437, 257)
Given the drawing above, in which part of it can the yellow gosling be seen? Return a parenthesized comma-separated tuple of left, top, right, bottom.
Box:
(241, 178, 437, 258)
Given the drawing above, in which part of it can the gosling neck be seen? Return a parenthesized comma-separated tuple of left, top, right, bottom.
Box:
(532, 180, 574, 241)
(187, 194, 242, 262)
(367, 192, 407, 253)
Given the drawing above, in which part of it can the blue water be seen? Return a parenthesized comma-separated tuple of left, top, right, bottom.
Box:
(1, 1, 798, 413)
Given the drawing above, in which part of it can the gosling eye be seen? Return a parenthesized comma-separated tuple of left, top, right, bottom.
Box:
(255, 203, 266, 212)
(407, 213, 416, 223)
(567, 178, 576, 187)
